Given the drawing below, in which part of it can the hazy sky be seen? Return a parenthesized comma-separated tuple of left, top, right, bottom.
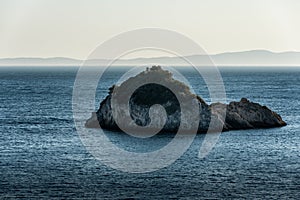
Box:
(0, 0, 300, 59)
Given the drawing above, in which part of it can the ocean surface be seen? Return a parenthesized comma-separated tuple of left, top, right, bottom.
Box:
(0, 66, 299, 199)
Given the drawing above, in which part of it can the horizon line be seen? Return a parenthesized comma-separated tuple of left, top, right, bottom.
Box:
(1, 49, 300, 60)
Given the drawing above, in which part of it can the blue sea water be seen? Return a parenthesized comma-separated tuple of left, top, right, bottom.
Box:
(0, 66, 299, 199)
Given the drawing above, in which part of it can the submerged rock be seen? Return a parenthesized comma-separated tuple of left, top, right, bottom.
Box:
(85, 66, 286, 133)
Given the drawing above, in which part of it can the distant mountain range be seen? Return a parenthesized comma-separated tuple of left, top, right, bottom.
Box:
(1, 50, 300, 66)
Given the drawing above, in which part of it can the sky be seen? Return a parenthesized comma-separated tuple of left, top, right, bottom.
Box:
(0, 0, 300, 59)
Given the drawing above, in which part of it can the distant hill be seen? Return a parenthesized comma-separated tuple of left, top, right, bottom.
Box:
(1, 50, 300, 66)
(0, 57, 82, 66)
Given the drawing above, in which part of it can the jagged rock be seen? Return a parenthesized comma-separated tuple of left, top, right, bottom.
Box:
(85, 66, 286, 133)
(211, 98, 286, 130)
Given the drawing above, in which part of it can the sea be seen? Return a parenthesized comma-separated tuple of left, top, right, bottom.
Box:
(0, 66, 299, 199)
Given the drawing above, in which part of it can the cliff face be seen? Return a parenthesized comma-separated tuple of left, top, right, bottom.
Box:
(85, 66, 286, 133)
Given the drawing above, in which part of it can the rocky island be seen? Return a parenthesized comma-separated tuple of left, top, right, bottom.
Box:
(86, 66, 286, 133)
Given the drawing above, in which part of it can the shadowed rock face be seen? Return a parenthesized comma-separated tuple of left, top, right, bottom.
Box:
(211, 98, 286, 130)
(85, 66, 286, 133)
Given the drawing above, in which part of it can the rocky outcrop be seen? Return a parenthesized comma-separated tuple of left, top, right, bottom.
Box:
(211, 98, 286, 130)
(85, 66, 286, 133)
